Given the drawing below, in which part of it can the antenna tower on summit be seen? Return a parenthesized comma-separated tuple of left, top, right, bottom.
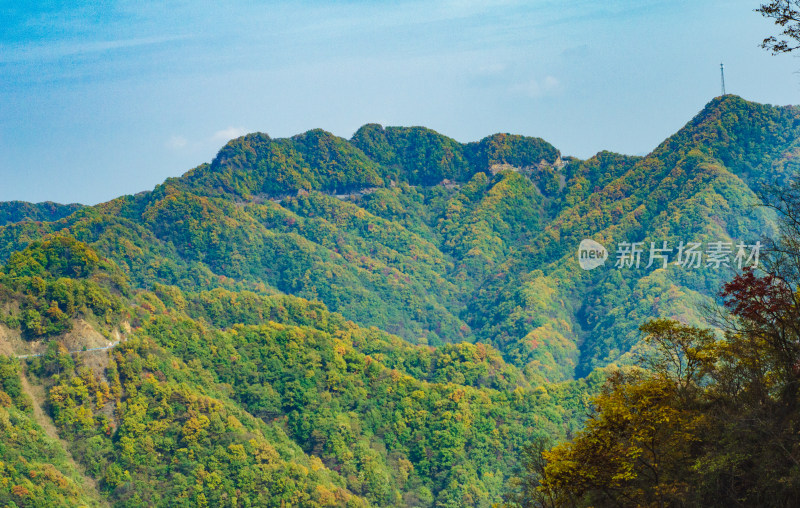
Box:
(720, 63, 726, 96)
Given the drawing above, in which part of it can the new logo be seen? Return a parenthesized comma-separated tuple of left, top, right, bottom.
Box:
(578, 239, 608, 270)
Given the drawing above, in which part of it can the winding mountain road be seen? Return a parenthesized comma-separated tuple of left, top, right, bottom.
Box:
(15, 341, 120, 359)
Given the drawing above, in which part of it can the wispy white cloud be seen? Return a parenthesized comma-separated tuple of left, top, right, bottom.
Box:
(0, 34, 191, 64)
(511, 75, 560, 98)
(166, 135, 188, 150)
(212, 127, 249, 142)
(165, 127, 248, 153)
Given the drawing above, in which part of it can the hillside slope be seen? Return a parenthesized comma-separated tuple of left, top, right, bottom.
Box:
(0, 95, 796, 505)
(1, 96, 794, 378)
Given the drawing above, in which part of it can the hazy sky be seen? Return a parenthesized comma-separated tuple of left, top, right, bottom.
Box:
(2, 0, 798, 205)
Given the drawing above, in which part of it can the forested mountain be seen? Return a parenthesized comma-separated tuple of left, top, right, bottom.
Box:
(0, 201, 83, 227)
(0, 95, 796, 506)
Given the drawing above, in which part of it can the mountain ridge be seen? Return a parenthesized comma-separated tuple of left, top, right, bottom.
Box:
(0, 94, 795, 505)
(0, 95, 792, 369)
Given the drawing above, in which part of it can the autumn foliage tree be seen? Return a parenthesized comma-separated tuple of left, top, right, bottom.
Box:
(512, 181, 800, 507)
(758, 1, 800, 54)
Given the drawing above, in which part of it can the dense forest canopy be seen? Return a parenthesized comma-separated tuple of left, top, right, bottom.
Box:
(0, 95, 798, 506)
(511, 183, 800, 506)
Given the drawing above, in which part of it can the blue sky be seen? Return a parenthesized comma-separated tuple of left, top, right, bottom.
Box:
(1, 0, 797, 205)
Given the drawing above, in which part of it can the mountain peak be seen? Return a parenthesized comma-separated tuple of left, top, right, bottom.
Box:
(641, 94, 800, 185)
(170, 123, 562, 200)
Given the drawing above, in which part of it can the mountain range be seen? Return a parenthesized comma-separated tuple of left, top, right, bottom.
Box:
(0, 94, 796, 507)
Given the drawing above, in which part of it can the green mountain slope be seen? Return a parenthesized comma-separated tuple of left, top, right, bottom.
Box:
(0, 355, 105, 507)
(0, 95, 795, 505)
(0, 201, 83, 227)
(0, 237, 590, 506)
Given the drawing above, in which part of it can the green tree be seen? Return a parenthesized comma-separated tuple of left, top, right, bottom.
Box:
(758, 1, 800, 54)
(514, 181, 800, 506)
